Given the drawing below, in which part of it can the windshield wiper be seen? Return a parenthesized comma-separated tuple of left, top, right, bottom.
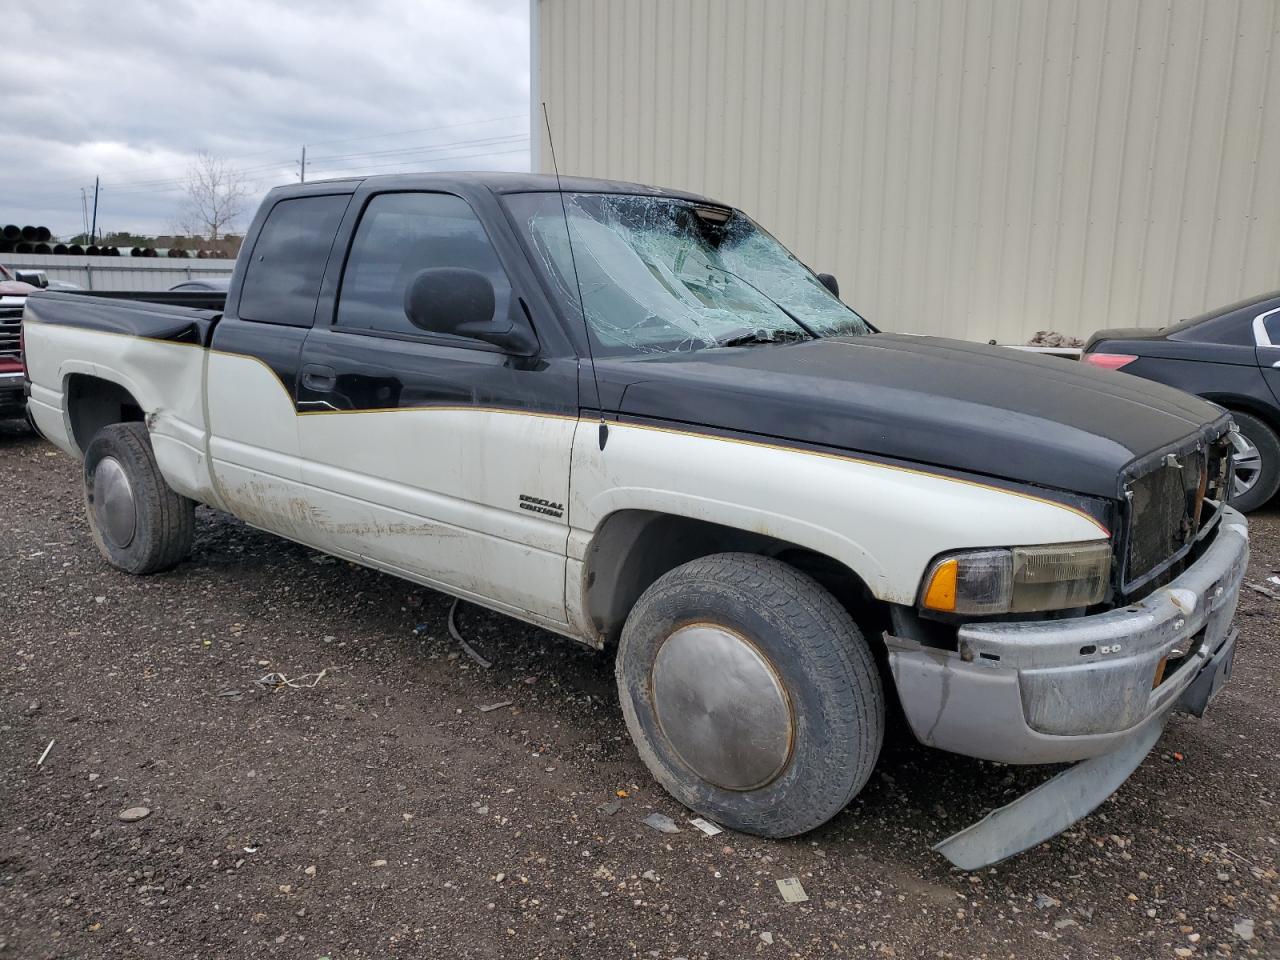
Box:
(716, 327, 810, 348)
(701, 263, 820, 339)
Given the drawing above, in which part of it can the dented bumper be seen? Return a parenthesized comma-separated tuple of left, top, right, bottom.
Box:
(888, 507, 1248, 765)
(886, 507, 1248, 869)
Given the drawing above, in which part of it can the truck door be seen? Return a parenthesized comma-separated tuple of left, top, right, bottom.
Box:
(206, 190, 352, 540)
(1257, 306, 1280, 406)
(295, 189, 579, 625)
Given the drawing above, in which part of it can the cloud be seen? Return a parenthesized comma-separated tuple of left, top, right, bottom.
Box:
(1, 0, 530, 237)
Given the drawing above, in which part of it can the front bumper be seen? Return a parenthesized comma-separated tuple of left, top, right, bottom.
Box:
(887, 506, 1249, 765)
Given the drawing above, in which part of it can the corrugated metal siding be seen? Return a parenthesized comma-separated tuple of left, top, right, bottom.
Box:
(535, 0, 1280, 342)
(3, 255, 234, 292)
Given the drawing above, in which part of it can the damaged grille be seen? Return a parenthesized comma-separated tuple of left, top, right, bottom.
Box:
(1123, 436, 1231, 591)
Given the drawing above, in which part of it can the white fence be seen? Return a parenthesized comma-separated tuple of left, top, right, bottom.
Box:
(4, 254, 235, 292)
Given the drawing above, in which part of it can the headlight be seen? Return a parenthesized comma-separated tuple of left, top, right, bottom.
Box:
(920, 542, 1111, 615)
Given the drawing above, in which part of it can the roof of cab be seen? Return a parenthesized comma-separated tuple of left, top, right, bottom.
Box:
(264, 171, 716, 205)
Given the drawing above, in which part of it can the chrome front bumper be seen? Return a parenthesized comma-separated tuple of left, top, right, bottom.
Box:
(888, 506, 1249, 765)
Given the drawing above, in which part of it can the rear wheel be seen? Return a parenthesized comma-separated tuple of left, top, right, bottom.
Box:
(1227, 410, 1280, 513)
(616, 553, 884, 838)
(83, 422, 194, 574)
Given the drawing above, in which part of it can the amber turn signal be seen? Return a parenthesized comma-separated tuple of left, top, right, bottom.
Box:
(922, 558, 958, 612)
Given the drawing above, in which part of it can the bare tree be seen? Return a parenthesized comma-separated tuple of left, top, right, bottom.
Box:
(177, 152, 251, 241)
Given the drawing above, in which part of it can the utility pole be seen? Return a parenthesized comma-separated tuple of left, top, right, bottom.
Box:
(80, 188, 90, 242)
(90, 176, 100, 246)
(298, 145, 307, 182)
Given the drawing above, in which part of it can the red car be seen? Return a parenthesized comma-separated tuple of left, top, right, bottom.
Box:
(0, 264, 37, 419)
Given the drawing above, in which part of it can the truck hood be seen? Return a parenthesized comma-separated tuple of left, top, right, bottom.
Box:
(598, 333, 1226, 499)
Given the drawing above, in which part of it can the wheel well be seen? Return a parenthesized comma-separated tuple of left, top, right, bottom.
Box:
(65, 374, 144, 453)
(1202, 394, 1280, 436)
(582, 510, 885, 647)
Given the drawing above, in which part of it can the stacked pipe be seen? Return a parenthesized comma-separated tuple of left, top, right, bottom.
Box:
(0, 224, 53, 254)
(1, 223, 229, 259)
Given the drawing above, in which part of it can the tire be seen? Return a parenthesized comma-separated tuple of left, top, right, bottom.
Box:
(616, 553, 884, 838)
(83, 422, 194, 574)
(1227, 410, 1280, 513)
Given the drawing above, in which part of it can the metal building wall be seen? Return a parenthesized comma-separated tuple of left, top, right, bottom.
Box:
(534, 0, 1280, 343)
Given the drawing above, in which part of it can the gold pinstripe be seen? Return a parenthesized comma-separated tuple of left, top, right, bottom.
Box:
(24, 319, 1112, 535)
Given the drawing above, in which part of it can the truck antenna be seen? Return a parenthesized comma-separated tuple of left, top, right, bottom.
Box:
(541, 101, 607, 449)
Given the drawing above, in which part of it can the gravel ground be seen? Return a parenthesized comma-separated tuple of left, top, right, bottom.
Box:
(2, 418, 1277, 960)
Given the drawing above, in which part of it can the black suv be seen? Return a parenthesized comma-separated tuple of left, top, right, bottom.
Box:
(1084, 290, 1280, 512)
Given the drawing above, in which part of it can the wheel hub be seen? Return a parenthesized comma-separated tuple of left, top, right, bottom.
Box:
(92, 456, 137, 548)
(1231, 433, 1262, 500)
(651, 623, 793, 791)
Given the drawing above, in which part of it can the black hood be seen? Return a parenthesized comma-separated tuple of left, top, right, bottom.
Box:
(597, 334, 1227, 499)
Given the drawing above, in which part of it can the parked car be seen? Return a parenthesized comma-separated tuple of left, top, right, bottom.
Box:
(21, 173, 1249, 869)
(169, 277, 231, 293)
(0, 264, 37, 420)
(1084, 291, 1280, 512)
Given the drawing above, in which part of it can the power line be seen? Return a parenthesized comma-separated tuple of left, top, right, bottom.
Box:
(307, 132, 529, 165)
(33, 113, 530, 190)
(304, 145, 530, 178)
(99, 132, 531, 195)
(303, 113, 527, 149)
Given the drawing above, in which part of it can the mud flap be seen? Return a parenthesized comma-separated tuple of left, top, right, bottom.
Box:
(933, 717, 1165, 871)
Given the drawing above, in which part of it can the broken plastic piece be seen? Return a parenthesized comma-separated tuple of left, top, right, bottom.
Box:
(642, 812, 680, 834)
(776, 877, 808, 903)
(688, 817, 723, 837)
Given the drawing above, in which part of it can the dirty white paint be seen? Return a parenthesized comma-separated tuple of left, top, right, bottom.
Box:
(27, 323, 1106, 640)
(23, 322, 216, 504)
(567, 420, 1108, 608)
(296, 406, 577, 622)
(535, 0, 1280, 343)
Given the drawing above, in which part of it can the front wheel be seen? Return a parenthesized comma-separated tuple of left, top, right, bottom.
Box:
(616, 553, 884, 838)
(1227, 410, 1280, 513)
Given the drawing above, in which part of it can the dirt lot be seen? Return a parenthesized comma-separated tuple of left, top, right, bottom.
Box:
(1, 419, 1277, 960)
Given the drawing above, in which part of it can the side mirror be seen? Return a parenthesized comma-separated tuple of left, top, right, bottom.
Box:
(817, 273, 839, 298)
(403, 267, 537, 354)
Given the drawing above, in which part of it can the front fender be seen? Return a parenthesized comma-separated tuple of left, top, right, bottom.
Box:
(569, 420, 1110, 606)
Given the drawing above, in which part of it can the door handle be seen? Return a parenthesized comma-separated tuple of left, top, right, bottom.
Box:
(302, 363, 337, 392)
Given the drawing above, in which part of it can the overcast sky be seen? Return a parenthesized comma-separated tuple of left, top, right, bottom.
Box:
(2, 0, 530, 239)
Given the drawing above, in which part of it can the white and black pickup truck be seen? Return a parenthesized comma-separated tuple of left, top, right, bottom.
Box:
(21, 173, 1248, 868)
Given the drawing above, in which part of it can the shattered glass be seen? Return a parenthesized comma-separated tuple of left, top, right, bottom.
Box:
(503, 193, 872, 356)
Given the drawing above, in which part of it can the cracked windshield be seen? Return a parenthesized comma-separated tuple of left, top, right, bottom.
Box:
(504, 192, 872, 356)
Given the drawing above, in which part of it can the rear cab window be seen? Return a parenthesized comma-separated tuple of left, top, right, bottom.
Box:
(239, 195, 350, 326)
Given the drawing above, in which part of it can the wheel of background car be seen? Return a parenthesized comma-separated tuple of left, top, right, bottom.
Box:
(616, 552, 884, 838)
(82, 422, 194, 574)
(1226, 410, 1280, 513)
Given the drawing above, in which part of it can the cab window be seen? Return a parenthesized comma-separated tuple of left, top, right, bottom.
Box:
(335, 192, 511, 340)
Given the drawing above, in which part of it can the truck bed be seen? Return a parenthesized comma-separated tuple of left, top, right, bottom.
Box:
(22, 290, 225, 346)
